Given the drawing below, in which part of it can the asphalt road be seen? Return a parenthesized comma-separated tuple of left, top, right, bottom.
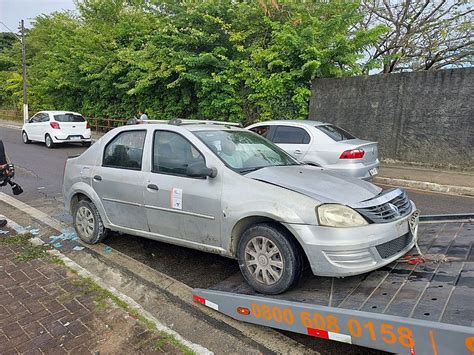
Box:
(1, 124, 473, 354)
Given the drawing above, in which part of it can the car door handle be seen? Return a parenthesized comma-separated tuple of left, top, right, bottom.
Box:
(93, 175, 102, 181)
(147, 184, 159, 191)
(294, 150, 302, 154)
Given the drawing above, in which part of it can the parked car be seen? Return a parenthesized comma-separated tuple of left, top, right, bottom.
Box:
(63, 120, 419, 295)
(247, 120, 379, 180)
(22, 111, 92, 148)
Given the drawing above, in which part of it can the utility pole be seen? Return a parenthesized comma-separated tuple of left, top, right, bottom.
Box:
(20, 20, 29, 123)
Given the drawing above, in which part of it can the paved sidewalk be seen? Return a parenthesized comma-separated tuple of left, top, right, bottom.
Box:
(375, 163, 474, 196)
(0, 234, 189, 354)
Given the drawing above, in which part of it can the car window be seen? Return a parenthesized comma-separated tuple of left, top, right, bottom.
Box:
(194, 130, 298, 173)
(153, 130, 205, 176)
(272, 126, 310, 144)
(29, 114, 40, 123)
(39, 113, 50, 122)
(249, 125, 271, 138)
(316, 124, 356, 141)
(54, 114, 85, 122)
(103, 130, 146, 170)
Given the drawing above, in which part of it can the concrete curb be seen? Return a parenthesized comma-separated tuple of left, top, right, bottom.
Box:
(374, 177, 474, 197)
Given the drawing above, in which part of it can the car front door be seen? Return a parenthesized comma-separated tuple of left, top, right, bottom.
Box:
(144, 129, 223, 248)
(271, 125, 311, 160)
(25, 113, 43, 140)
(91, 129, 148, 231)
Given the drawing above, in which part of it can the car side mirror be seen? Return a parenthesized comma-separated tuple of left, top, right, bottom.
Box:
(186, 161, 217, 178)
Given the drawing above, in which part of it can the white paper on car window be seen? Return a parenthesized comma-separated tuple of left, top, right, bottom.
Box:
(171, 188, 183, 210)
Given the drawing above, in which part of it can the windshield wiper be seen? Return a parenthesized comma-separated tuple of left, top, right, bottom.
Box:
(239, 167, 264, 174)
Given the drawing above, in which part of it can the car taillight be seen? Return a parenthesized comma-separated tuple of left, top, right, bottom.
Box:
(50, 122, 60, 129)
(340, 149, 365, 159)
(86, 122, 90, 129)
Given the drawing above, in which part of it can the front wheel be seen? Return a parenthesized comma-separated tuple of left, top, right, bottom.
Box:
(45, 134, 55, 149)
(22, 131, 31, 144)
(73, 199, 108, 244)
(237, 223, 302, 295)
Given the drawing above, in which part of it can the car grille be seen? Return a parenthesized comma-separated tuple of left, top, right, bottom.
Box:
(355, 190, 412, 223)
(376, 233, 413, 259)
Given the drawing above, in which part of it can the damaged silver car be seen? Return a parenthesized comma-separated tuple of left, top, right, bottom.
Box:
(63, 120, 419, 294)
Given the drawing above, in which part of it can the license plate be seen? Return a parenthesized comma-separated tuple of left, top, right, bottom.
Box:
(369, 167, 378, 176)
(409, 209, 420, 237)
(69, 136, 81, 141)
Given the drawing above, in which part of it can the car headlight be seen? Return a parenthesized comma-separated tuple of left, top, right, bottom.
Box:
(317, 204, 368, 227)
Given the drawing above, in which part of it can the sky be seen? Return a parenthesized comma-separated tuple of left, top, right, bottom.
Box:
(0, 0, 76, 33)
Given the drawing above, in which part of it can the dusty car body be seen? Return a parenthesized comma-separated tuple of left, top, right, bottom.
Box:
(63, 121, 419, 294)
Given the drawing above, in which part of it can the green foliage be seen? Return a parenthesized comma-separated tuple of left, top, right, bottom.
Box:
(0, 0, 383, 123)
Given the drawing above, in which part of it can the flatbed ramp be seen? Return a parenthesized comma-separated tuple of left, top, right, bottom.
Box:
(194, 221, 474, 354)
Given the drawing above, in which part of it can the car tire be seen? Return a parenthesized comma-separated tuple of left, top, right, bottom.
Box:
(22, 131, 31, 144)
(45, 134, 55, 149)
(237, 223, 302, 295)
(73, 199, 108, 244)
(82, 141, 92, 147)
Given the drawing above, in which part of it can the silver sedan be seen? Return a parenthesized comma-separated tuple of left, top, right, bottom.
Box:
(63, 121, 418, 295)
(247, 120, 379, 180)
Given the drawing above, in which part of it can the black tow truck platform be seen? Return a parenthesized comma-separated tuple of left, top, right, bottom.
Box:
(193, 219, 474, 354)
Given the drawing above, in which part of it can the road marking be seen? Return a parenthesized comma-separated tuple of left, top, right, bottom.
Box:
(0, 192, 312, 354)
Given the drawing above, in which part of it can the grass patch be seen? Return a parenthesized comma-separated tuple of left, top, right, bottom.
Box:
(16, 245, 50, 262)
(0, 233, 54, 262)
(155, 332, 195, 355)
(68, 276, 193, 353)
(0, 233, 32, 245)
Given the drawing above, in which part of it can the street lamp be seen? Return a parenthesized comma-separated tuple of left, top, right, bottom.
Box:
(0, 20, 29, 123)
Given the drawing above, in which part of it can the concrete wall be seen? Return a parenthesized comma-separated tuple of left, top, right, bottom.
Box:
(308, 68, 474, 167)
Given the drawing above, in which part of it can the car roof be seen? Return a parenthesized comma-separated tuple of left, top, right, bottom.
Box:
(114, 119, 245, 133)
(249, 120, 327, 127)
(39, 110, 83, 115)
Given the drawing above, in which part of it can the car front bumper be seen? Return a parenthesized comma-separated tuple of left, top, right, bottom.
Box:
(285, 202, 419, 277)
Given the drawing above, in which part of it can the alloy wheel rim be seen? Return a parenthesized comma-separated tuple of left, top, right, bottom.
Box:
(76, 206, 95, 240)
(23, 133, 27, 142)
(46, 136, 51, 146)
(245, 236, 284, 285)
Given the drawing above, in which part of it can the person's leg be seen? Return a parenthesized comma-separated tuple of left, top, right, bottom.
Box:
(0, 214, 7, 228)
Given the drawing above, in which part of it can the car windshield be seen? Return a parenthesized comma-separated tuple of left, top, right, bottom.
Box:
(194, 130, 299, 173)
(316, 124, 355, 141)
(54, 114, 85, 122)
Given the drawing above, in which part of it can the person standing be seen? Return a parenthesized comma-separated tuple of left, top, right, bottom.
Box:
(139, 110, 148, 120)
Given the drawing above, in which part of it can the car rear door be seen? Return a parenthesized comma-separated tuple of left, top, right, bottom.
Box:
(91, 129, 148, 231)
(143, 129, 223, 248)
(270, 125, 311, 160)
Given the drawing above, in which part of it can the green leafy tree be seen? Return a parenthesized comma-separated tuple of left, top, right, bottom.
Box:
(0, 0, 383, 122)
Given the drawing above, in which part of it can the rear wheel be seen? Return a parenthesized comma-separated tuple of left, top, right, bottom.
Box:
(73, 199, 108, 244)
(237, 223, 302, 294)
(82, 141, 92, 147)
(22, 131, 31, 144)
(45, 134, 55, 149)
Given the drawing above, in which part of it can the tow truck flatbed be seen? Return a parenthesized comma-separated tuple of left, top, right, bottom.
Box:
(194, 221, 474, 354)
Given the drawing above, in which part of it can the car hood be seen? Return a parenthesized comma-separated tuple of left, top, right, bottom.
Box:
(246, 165, 382, 205)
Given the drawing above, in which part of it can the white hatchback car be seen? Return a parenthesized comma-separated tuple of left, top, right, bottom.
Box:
(22, 111, 92, 148)
(247, 120, 379, 180)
